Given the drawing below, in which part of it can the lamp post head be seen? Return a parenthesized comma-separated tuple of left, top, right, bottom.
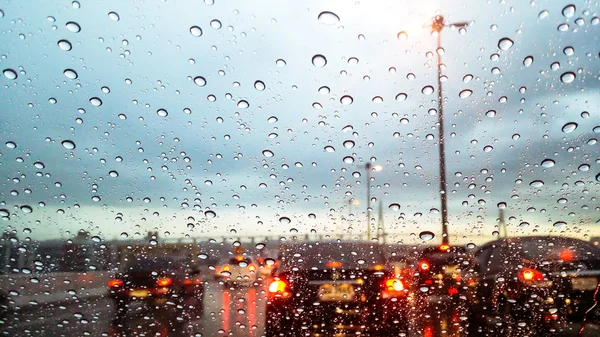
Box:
(431, 15, 445, 33)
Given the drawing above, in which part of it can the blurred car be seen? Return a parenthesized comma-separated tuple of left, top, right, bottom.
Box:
(413, 245, 471, 305)
(467, 236, 600, 334)
(108, 257, 204, 318)
(265, 241, 409, 337)
(216, 256, 258, 286)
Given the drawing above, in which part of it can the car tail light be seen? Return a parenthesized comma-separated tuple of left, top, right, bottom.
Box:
(384, 278, 404, 291)
(439, 244, 450, 252)
(381, 277, 406, 298)
(184, 279, 192, 285)
(156, 277, 173, 287)
(223, 265, 230, 271)
(268, 279, 291, 299)
(419, 261, 430, 271)
(518, 268, 551, 287)
(108, 279, 123, 288)
(448, 287, 458, 295)
(519, 268, 544, 282)
(249, 265, 256, 272)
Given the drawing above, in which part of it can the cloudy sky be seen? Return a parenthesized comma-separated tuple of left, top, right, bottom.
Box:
(1, 0, 598, 245)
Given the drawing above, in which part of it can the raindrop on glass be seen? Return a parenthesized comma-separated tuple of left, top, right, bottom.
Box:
(190, 26, 203, 37)
(108, 11, 120, 21)
(562, 4, 575, 18)
(317, 11, 340, 25)
(419, 231, 435, 241)
(343, 140, 355, 149)
(541, 159, 555, 168)
(3, 69, 18, 80)
(65, 21, 81, 33)
(560, 72, 576, 83)
(529, 180, 544, 187)
(561, 122, 578, 133)
(157, 109, 168, 117)
(57, 39, 72, 51)
(254, 80, 265, 91)
(262, 150, 274, 157)
(340, 95, 353, 105)
(498, 38, 514, 51)
(459, 89, 472, 98)
(194, 76, 206, 86)
(61, 140, 76, 150)
(312, 54, 327, 68)
(63, 69, 78, 79)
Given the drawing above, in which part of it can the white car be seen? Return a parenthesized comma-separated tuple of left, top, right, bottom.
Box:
(217, 257, 258, 286)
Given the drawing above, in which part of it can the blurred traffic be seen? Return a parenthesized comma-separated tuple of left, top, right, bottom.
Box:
(2, 235, 599, 336)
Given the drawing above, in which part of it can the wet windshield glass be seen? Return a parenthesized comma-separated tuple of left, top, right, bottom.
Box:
(1, 0, 599, 336)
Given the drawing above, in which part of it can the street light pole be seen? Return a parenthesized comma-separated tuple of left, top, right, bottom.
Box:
(430, 15, 469, 245)
(365, 163, 372, 241)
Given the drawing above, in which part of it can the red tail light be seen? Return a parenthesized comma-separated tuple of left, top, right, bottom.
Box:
(381, 277, 406, 299)
(448, 287, 458, 295)
(268, 279, 291, 299)
(519, 268, 544, 282)
(419, 261, 431, 271)
(384, 278, 405, 291)
(183, 279, 192, 285)
(156, 277, 173, 287)
(108, 279, 123, 288)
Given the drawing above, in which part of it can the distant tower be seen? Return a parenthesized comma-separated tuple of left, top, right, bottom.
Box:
(499, 209, 507, 238)
(377, 201, 386, 243)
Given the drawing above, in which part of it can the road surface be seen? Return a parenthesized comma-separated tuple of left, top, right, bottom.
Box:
(1, 280, 598, 336)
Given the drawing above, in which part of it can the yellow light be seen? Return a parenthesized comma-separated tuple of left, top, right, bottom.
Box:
(268, 280, 287, 293)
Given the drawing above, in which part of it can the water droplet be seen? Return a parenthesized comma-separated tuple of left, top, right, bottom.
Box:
(557, 23, 570, 31)
(308, 213, 316, 219)
(5, 141, 17, 149)
(523, 56, 534, 67)
(462, 74, 473, 83)
(237, 100, 249, 108)
(0, 209, 9, 217)
(483, 145, 493, 152)
(530, 180, 544, 187)
(395, 93, 407, 102)
(89, 97, 102, 106)
(156, 108, 168, 117)
(279, 216, 291, 224)
(459, 89, 472, 98)
(33, 161, 45, 169)
(205, 210, 216, 218)
(61, 140, 76, 150)
(267, 116, 278, 123)
(562, 4, 575, 18)
(343, 140, 355, 149)
(498, 38, 514, 51)
(312, 54, 327, 68)
(65, 21, 81, 33)
(63, 69, 78, 79)
(388, 203, 400, 211)
(194, 76, 206, 86)
(340, 95, 353, 105)
(419, 231, 435, 241)
(421, 86, 434, 95)
(538, 10, 549, 19)
(190, 26, 202, 37)
(343, 156, 354, 164)
(254, 80, 265, 91)
(563, 46, 574, 56)
(20, 205, 33, 214)
(276, 59, 286, 67)
(210, 19, 222, 29)
(318, 11, 339, 25)
(596, 173, 600, 182)
(262, 150, 274, 157)
(561, 122, 578, 133)
(109, 170, 119, 177)
(497, 202, 507, 209)
(58, 39, 72, 51)
(485, 110, 496, 118)
(2, 69, 18, 80)
(560, 72, 576, 83)
(541, 159, 555, 168)
(108, 11, 120, 21)
(324, 146, 335, 152)
(578, 164, 590, 172)
(553, 221, 567, 228)
(397, 31, 408, 41)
